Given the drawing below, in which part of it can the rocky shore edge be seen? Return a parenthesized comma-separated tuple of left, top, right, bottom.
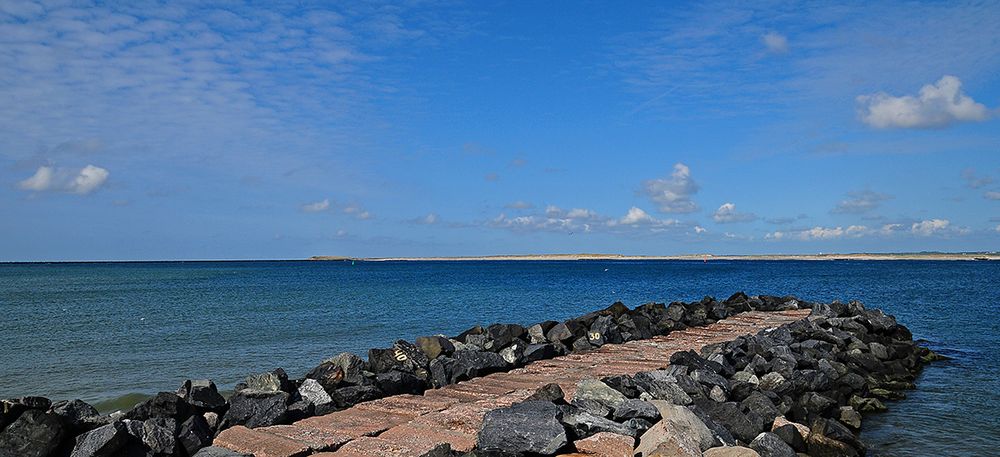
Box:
(0, 293, 942, 457)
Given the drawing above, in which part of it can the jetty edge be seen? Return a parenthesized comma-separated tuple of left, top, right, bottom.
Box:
(0, 294, 944, 457)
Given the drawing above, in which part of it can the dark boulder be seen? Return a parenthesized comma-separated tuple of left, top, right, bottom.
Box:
(328, 385, 382, 410)
(545, 321, 583, 344)
(602, 374, 643, 398)
(499, 339, 528, 365)
(588, 315, 623, 346)
(486, 324, 527, 350)
(750, 431, 797, 457)
(772, 423, 807, 452)
(633, 371, 693, 405)
(455, 325, 485, 343)
(306, 353, 368, 390)
(124, 392, 193, 422)
(49, 399, 100, 432)
(559, 405, 642, 440)
(612, 399, 660, 422)
(177, 415, 213, 456)
(525, 383, 565, 403)
(177, 380, 227, 412)
(740, 392, 780, 424)
(415, 336, 456, 360)
(527, 321, 557, 344)
(450, 351, 507, 383)
(571, 337, 594, 352)
(477, 401, 567, 455)
(376, 370, 427, 396)
(0, 409, 66, 457)
(218, 390, 289, 430)
(368, 341, 431, 380)
(428, 357, 456, 388)
(69, 421, 128, 457)
(134, 418, 177, 456)
(694, 400, 762, 443)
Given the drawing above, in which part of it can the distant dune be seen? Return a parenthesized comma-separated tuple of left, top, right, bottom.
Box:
(310, 252, 1000, 262)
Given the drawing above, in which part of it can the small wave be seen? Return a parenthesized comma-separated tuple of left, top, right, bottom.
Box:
(92, 393, 150, 414)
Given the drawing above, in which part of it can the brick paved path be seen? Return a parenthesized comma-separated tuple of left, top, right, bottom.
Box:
(215, 310, 810, 457)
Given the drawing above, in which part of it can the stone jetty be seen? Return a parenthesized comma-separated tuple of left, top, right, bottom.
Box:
(0, 294, 944, 457)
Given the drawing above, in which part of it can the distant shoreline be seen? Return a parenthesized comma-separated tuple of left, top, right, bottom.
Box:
(310, 252, 1000, 262)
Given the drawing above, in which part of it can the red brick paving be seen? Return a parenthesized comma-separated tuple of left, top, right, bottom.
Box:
(214, 310, 808, 457)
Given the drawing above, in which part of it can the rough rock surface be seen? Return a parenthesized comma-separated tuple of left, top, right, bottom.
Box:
(0, 409, 66, 457)
(477, 401, 567, 455)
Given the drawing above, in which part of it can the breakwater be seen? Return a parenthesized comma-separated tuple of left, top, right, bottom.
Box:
(0, 293, 940, 456)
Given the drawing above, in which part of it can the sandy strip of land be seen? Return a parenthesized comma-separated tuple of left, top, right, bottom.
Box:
(310, 253, 999, 262)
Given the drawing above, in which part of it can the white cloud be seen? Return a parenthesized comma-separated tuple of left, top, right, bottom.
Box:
(694, 226, 706, 234)
(831, 190, 892, 214)
(343, 204, 373, 220)
(70, 165, 110, 194)
(985, 191, 1000, 200)
(762, 32, 788, 53)
(18, 166, 54, 192)
(995, 224, 1000, 234)
(766, 225, 869, 241)
(911, 219, 950, 236)
(417, 213, 438, 224)
(642, 163, 699, 213)
(18, 164, 109, 195)
(566, 208, 598, 219)
(505, 201, 534, 210)
(962, 168, 993, 189)
(857, 75, 990, 129)
(489, 205, 682, 235)
(712, 202, 757, 223)
(620, 207, 654, 225)
(301, 199, 330, 213)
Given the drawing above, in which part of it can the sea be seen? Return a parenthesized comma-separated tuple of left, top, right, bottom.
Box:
(1, 260, 996, 456)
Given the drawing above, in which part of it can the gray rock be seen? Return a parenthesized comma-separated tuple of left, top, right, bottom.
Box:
(477, 401, 567, 455)
(648, 401, 717, 450)
(499, 341, 525, 365)
(124, 392, 193, 422)
(570, 398, 611, 418)
(486, 323, 527, 350)
(703, 446, 761, 457)
(759, 372, 785, 391)
(140, 418, 177, 455)
(70, 421, 128, 457)
(838, 406, 862, 429)
(368, 341, 431, 379)
(560, 406, 641, 439)
(633, 371, 693, 405)
(243, 372, 285, 393)
(49, 399, 100, 431)
(732, 371, 760, 386)
(177, 414, 213, 456)
(612, 399, 660, 422)
(297, 378, 333, 407)
(527, 322, 556, 344)
(545, 321, 580, 343)
(574, 379, 628, 410)
(0, 409, 66, 457)
(192, 446, 253, 457)
(524, 383, 565, 403)
(750, 432, 797, 457)
(219, 390, 289, 430)
(177, 379, 227, 412)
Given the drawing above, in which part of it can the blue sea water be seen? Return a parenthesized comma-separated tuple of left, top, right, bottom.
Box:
(0, 260, 997, 455)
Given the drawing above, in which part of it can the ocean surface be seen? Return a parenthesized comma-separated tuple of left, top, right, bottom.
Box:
(1, 260, 996, 455)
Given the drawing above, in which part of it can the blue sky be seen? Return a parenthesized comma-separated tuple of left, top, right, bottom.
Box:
(2, 0, 999, 260)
